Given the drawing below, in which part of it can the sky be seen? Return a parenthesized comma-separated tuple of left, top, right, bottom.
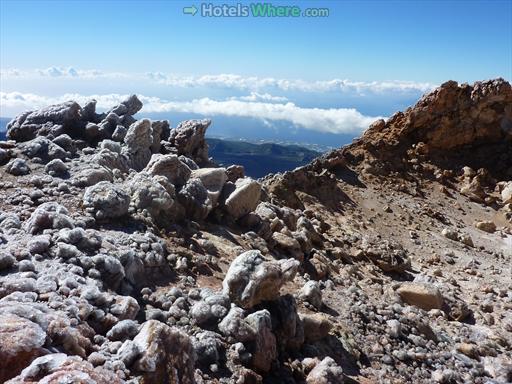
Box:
(1, 0, 511, 145)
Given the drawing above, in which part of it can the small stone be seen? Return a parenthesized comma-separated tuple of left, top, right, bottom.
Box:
(299, 281, 323, 309)
(474, 221, 496, 233)
(0, 252, 16, 270)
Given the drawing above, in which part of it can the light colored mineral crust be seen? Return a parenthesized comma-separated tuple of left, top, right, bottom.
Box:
(5, 353, 122, 384)
(83, 181, 130, 220)
(222, 250, 300, 309)
(306, 357, 344, 384)
(127, 320, 196, 384)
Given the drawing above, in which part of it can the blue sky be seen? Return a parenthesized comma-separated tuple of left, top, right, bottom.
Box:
(1, 0, 511, 145)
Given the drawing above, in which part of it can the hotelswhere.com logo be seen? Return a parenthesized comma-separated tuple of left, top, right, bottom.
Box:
(183, 3, 330, 17)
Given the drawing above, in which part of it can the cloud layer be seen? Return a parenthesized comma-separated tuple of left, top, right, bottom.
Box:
(1, 67, 435, 94)
(0, 92, 382, 134)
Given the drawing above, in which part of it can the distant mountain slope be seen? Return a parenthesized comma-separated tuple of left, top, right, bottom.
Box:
(207, 138, 321, 178)
(0, 117, 10, 140)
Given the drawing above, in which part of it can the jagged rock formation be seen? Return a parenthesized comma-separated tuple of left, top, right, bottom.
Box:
(326, 78, 512, 179)
(0, 81, 511, 384)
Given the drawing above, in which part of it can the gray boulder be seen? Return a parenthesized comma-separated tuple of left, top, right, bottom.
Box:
(306, 357, 344, 384)
(72, 167, 113, 187)
(218, 307, 255, 343)
(0, 252, 16, 270)
(24, 202, 74, 234)
(109, 94, 143, 117)
(177, 178, 211, 221)
(245, 310, 277, 373)
(218, 307, 277, 373)
(0, 148, 10, 164)
(150, 120, 170, 152)
(168, 119, 210, 165)
(44, 159, 68, 176)
(92, 148, 129, 173)
(21, 137, 67, 161)
(6, 353, 120, 383)
(83, 181, 130, 220)
(299, 280, 323, 309)
(191, 167, 228, 208)
(52, 134, 75, 153)
(192, 331, 223, 365)
(143, 154, 191, 187)
(189, 292, 229, 326)
(128, 172, 175, 222)
(122, 320, 196, 384)
(106, 319, 140, 341)
(222, 250, 300, 309)
(6, 158, 30, 176)
(112, 125, 128, 142)
(123, 119, 153, 171)
(27, 235, 51, 254)
(224, 177, 262, 219)
(6, 101, 81, 142)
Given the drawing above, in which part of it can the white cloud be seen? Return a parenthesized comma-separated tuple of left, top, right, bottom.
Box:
(154, 74, 435, 94)
(232, 92, 288, 103)
(0, 92, 383, 134)
(144, 97, 381, 134)
(68, 67, 79, 77)
(1, 67, 436, 94)
(38, 66, 65, 77)
(146, 72, 167, 81)
(4, 67, 126, 79)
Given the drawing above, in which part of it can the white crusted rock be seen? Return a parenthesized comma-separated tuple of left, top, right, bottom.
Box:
(222, 250, 299, 309)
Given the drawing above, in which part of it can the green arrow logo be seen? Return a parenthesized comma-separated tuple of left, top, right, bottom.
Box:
(183, 5, 198, 16)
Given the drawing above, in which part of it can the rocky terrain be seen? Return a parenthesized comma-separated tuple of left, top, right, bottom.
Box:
(0, 79, 511, 384)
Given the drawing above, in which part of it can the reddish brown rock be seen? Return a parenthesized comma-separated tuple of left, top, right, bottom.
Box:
(0, 314, 47, 382)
